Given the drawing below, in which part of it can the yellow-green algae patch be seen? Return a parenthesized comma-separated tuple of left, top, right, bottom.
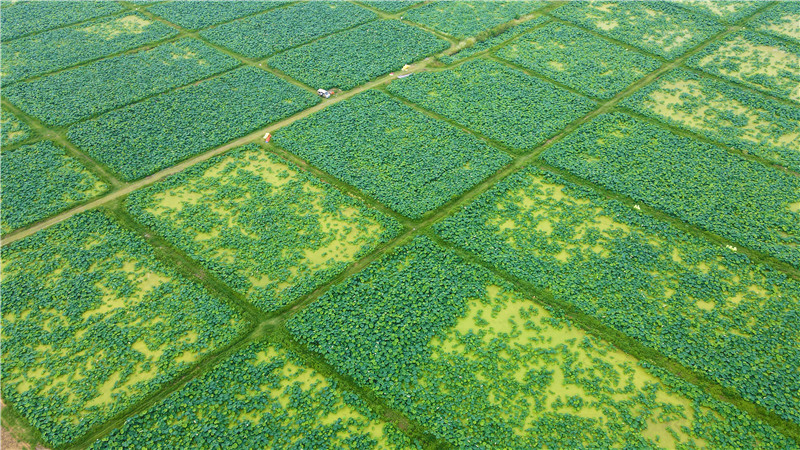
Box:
(751, 2, 800, 45)
(77, 14, 153, 39)
(0, 211, 246, 447)
(673, 0, 764, 23)
(623, 68, 800, 171)
(435, 164, 800, 425)
(1, 109, 31, 147)
(551, 1, 724, 59)
(127, 144, 401, 312)
(429, 284, 702, 447)
(288, 236, 794, 448)
(689, 30, 800, 102)
(90, 342, 416, 449)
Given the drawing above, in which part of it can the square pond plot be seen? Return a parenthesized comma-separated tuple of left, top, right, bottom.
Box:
(539, 112, 800, 270)
(0, 211, 247, 447)
(265, 20, 450, 91)
(496, 22, 661, 99)
(688, 30, 800, 103)
(552, 1, 724, 59)
(3, 38, 239, 127)
(386, 58, 596, 150)
(434, 165, 800, 424)
(1, 12, 178, 84)
(623, 68, 800, 172)
(286, 236, 794, 448)
(0, 1, 124, 41)
(402, 1, 547, 39)
(145, 1, 283, 31)
(200, 2, 377, 60)
(89, 341, 416, 449)
(67, 66, 320, 181)
(274, 90, 512, 219)
(127, 144, 402, 313)
(1, 141, 108, 234)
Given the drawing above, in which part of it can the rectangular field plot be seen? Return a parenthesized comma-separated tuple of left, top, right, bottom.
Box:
(1, 12, 178, 84)
(673, 0, 765, 24)
(540, 113, 800, 269)
(438, 16, 549, 65)
(67, 67, 319, 181)
(688, 30, 800, 103)
(552, 1, 724, 59)
(0, 211, 247, 447)
(201, 2, 377, 60)
(387, 59, 596, 150)
(274, 90, 511, 219)
(1, 109, 31, 147)
(750, 2, 800, 45)
(127, 144, 401, 312)
(403, 1, 546, 39)
(496, 22, 661, 99)
(1, 141, 107, 234)
(623, 69, 800, 172)
(361, 1, 422, 13)
(287, 236, 795, 447)
(4, 38, 238, 127)
(146, 1, 282, 30)
(266, 20, 449, 91)
(90, 342, 415, 449)
(0, 1, 124, 41)
(435, 167, 800, 425)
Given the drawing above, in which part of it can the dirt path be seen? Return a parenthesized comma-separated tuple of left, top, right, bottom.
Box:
(0, 402, 46, 450)
(0, 426, 44, 450)
(0, 59, 434, 247)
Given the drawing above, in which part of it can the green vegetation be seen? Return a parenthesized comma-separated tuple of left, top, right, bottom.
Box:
(0, 1, 123, 41)
(288, 236, 795, 447)
(266, 20, 449, 91)
(90, 341, 417, 449)
(4, 38, 239, 126)
(127, 144, 401, 312)
(3, 3, 800, 447)
(438, 16, 549, 65)
(435, 165, 800, 424)
(0, 109, 31, 147)
(623, 68, 800, 172)
(1, 12, 178, 84)
(386, 58, 596, 150)
(201, 2, 377, 59)
(67, 67, 319, 181)
(496, 22, 662, 99)
(1, 141, 107, 234)
(674, 0, 765, 24)
(1, 211, 247, 447)
(361, 1, 422, 13)
(750, 2, 800, 45)
(145, 0, 281, 30)
(688, 30, 800, 103)
(404, 1, 546, 39)
(552, 1, 724, 59)
(275, 90, 510, 219)
(540, 112, 800, 269)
